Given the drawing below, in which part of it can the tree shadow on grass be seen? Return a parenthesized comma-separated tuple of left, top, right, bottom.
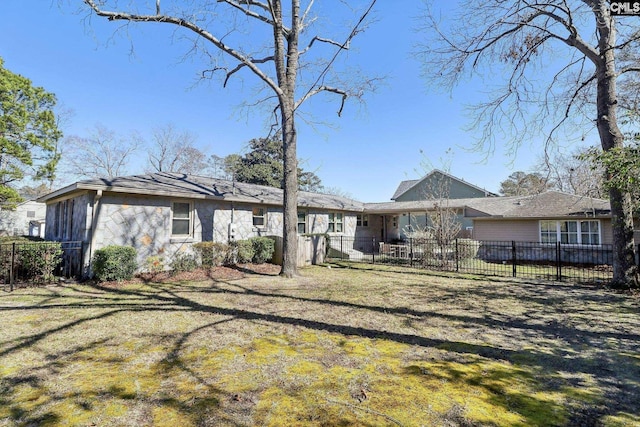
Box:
(0, 315, 250, 426)
(1, 269, 639, 425)
(100, 280, 640, 423)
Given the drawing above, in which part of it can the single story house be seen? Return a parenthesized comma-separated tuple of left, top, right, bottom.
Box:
(361, 191, 618, 245)
(0, 200, 47, 238)
(37, 170, 637, 272)
(37, 172, 363, 272)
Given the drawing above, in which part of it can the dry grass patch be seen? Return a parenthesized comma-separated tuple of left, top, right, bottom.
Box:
(1, 264, 639, 426)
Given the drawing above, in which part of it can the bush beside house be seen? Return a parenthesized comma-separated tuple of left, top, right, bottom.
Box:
(92, 246, 138, 282)
(0, 238, 64, 284)
(193, 238, 276, 268)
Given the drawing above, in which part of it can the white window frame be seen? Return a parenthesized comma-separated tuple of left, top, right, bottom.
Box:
(356, 214, 369, 227)
(171, 201, 193, 237)
(253, 207, 266, 228)
(328, 212, 344, 233)
(539, 220, 601, 246)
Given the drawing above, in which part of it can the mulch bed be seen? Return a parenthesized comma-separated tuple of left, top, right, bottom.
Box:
(133, 263, 282, 284)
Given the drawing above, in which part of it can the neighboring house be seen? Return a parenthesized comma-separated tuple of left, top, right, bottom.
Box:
(363, 191, 616, 246)
(0, 200, 47, 238)
(361, 190, 621, 264)
(37, 172, 363, 272)
(391, 169, 497, 202)
(360, 170, 497, 242)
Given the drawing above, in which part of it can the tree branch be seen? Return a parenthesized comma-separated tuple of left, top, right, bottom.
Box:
(223, 56, 274, 87)
(619, 66, 640, 76)
(300, 36, 350, 55)
(295, 86, 348, 116)
(82, 0, 284, 98)
(216, 0, 290, 36)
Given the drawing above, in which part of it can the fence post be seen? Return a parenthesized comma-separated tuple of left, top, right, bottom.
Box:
(511, 241, 517, 278)
(372, 238, 376, 264)
(80, 241, 85, 278)
(340, 235, 344, 261)
(556, 242, 562, 281)
(455, 239, 459, 272)
(10, 242, 15, 291)
(410, 238, 414, 267)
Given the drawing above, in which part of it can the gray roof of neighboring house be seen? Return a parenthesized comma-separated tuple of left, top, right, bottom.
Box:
(365, 191, 611, 219)
(390, 169, 498, 200)
(365, 197, 477, 213)
(391, 179, 419, 200)
(38, 172, 365, 212)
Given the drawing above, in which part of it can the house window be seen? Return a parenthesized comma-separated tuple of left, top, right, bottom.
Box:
(540, 220, 557, 244)
(328, 213, 343, 233)
(172, 202, 192, 236)
(64, 200, 74, 240)
(27, 210, 36, 218)
(297, 211, 307, 234)
(356, 214, 368, 227)
(580, 220, 600, 245)
(54, 200, 74, 240)
(559, 221, 578, 244)
(253, 207, 266, 228)
(54, 202, 62, 238)
(540, 220, 600, 245)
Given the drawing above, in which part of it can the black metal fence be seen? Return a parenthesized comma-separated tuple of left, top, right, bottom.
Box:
(327, 236, 618, 284)
(0, 241, 84, 289)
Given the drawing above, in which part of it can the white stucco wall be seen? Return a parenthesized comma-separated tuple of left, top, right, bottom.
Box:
(46, 192, 359, 273)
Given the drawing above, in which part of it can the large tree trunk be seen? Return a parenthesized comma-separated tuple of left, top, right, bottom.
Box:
(280, 100, 299, 278)
(594, 4, 637, 287)
(278, 0, 300, 278)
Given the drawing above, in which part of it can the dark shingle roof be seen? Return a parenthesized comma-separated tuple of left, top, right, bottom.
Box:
(391, 179, 419, 200)
(465, 191, 610, 218)
(365, 197, 478, 213)
(39, 172, 364, 212)
(365, 191, 611, 219)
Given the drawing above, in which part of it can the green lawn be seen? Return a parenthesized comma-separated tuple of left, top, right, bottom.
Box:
(1, 264, 639, 426)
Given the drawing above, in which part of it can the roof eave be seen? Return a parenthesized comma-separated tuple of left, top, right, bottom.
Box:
(39, 181, 363, 211)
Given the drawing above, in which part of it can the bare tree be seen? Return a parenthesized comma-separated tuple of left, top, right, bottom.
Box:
(61, 124, 140, 180)
(146, 124, 207, 175)
(423, 172, 462, 252)
(207, 154, 234, 180)
(402, 165, 464, 269)
(81, 0, 378, 278)
(420, 1, 640, 287)
(499, 171, 552, 196)
(536, 146, 606, 198)
(319, 186, 354, 200)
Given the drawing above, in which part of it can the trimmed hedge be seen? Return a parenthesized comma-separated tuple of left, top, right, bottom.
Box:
(193, 242, 230, 267)
(250, 237, 275, 264)
(170, 253, 198, 273)
(232, 240, 255, 264)
(18, 242, 63, 282)
(92, 245, 137, 281)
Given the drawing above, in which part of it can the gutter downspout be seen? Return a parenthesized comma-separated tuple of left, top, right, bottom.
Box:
(88, 190, 103, 276)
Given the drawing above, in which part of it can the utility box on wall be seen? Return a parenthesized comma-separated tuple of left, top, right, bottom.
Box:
(228, 223, 237, 241)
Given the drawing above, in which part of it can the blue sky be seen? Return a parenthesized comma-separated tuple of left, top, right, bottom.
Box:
(1, 1, 575, 202)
